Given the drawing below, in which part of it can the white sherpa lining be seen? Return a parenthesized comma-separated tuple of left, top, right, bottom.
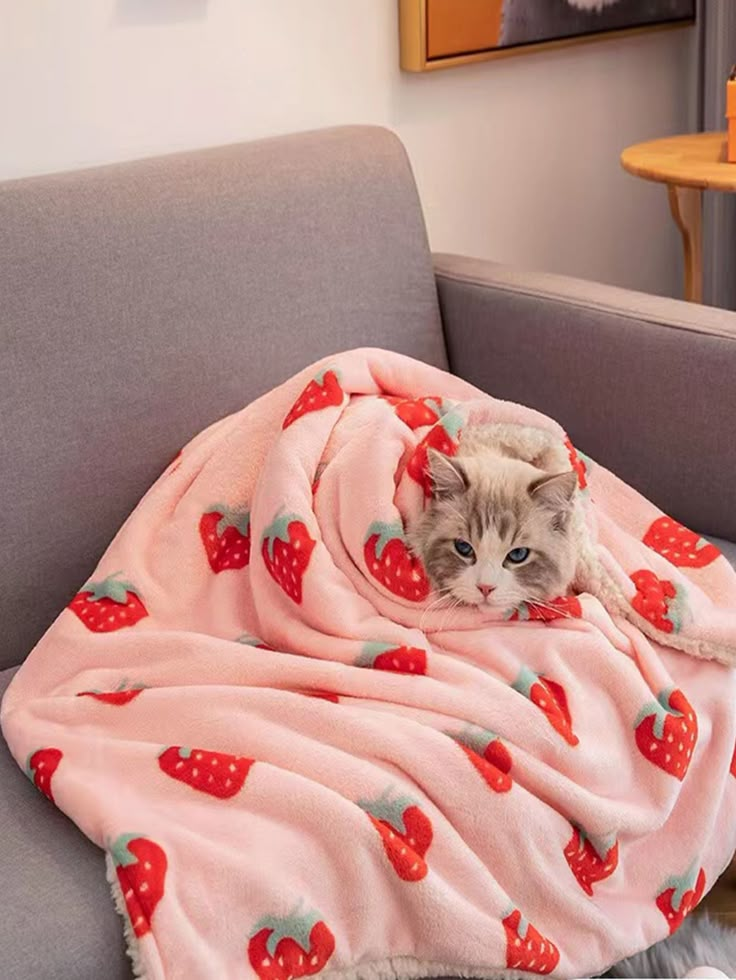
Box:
(106, 851, 153, 980)
(321, 956, 565, 980)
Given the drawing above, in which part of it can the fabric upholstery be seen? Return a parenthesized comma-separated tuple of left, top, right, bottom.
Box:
(436, 254, 736, 544)
(0, 126, 445, 671)
(711, 536, 736, 571)
(0, 665, 130, 980)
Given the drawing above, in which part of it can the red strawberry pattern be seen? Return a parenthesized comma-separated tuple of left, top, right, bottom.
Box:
(564, 826, 619, 896)
(165, 449, 183, 475)
(297, 689, 340, 703)
(635, 688, 698, 781)
(358, 788, 433, 882)
(450, 726, 513, 793)
(363, 521, 430, 602)
(507, 595, 583, 622)
(158, 746, 254, 799)
(199, 506, 251, 572)
(357, 641, 427, 675)
(503, 908, 560, 975)
(643, 517, 721, 569)
(26, 748, 62, 803)
(110, 834, 167, 938)
(564, 436, 589, 491)
(656, 865, 706, 934)
(282, 369, 343, 430)
(731, 741, 736, 778)
(407, 410, 463, 497)
(248, 907, 335, 980)
(382, 395, 444, 430)
(69, 573, 148, 633)
(512, 666, 579, 746)
(77, 682, 145, 705)
(630, 570, 688, 634)
(237, 634, 276, 651)
(262, 513, 316, 604)
(311, 462, 326, 496)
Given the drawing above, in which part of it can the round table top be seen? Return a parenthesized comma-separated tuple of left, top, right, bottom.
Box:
(621, 131, 736, 191)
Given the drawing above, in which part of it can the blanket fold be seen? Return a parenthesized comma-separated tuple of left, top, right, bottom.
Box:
(2, 348, 735, 980)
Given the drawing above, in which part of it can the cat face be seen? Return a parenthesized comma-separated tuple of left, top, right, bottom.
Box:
(409, 450, 578, 610)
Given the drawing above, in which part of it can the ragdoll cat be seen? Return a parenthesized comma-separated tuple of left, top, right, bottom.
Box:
(410, 423, 736, 978)
(606, 913, 736, 978)
(408, 424, 581, 612)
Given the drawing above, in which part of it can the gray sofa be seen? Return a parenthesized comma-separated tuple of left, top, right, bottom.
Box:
(1, 125, 735, 979)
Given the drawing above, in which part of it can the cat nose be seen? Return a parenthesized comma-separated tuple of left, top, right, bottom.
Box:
(477, 584, 495, 598)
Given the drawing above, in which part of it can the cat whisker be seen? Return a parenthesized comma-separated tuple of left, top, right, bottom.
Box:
(522, 593, 578, 620)
(419, 589, 455, 631)
(522, 594, 559, 608)
(524, 592, 572, 609)
(437, 597, 464, 633)
(425, 586, 455, 605)
(422, 590, 465, 632)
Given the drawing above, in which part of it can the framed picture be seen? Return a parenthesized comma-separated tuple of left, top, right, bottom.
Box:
(400, 0, 696, 72)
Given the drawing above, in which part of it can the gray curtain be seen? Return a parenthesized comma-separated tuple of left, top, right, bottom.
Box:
(697, 0, 736, 309)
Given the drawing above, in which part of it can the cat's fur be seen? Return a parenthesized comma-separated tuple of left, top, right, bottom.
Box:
(606, 913, 736, 978)
(408, 424, 580, 610)
(410, 424, 736, 977)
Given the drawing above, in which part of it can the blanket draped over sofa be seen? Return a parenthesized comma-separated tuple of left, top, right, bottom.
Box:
(2, 349, 735, 980)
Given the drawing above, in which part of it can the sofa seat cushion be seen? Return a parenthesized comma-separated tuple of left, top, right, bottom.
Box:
(0, 666, 130, 980)
(710, 535, 736, 571)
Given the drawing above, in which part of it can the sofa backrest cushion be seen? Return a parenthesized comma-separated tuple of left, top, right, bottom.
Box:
(0, 126, 445, 669)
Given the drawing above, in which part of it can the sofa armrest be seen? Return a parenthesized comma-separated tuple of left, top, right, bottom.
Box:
(435, 253, 736, 542)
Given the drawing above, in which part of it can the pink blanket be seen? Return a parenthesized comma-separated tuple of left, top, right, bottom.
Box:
(3, 348, 736, 980)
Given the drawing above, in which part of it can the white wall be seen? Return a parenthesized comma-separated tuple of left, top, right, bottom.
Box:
(1, 1, 695, 297)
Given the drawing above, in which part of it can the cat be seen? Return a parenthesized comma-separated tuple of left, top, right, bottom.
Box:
(409, 424, 736, 978)
(566, 0, 621, 10)
(408, 424, 580, 613)
(606, 913, 735, 978)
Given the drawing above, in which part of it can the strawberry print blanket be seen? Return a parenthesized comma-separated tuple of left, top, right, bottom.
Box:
(2, 348, 736, 980)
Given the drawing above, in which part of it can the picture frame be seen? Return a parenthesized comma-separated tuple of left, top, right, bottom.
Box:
(399, 0, 696, 73)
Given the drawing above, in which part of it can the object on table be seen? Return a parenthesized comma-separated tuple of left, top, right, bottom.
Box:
(727, 65, 736, 164)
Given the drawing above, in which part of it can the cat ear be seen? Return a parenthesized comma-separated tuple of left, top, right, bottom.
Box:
(427, 449, 468, 498)
(529, 471, 578, 511)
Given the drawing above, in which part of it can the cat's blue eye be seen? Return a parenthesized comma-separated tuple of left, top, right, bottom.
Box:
(507, 547, 530, 564)
(454, 539, 475, 559)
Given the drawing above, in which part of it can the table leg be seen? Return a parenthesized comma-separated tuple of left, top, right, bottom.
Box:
(667, 184, 703, 303)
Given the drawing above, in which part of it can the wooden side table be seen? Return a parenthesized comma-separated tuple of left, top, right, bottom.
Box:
(621, 132, 736, 303)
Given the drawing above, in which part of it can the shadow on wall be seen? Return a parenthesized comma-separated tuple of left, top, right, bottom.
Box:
(114, 0, 208, 25)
